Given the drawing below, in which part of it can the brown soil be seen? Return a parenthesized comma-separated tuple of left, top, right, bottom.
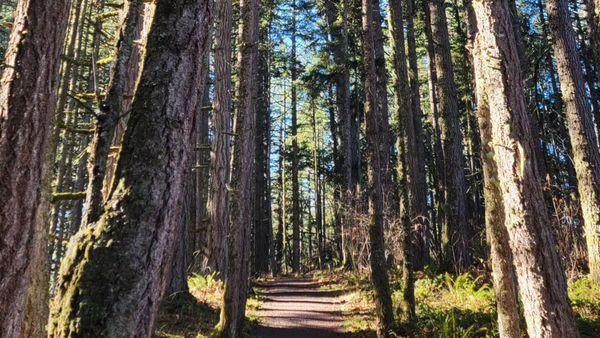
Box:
(252, 277, 347, 337)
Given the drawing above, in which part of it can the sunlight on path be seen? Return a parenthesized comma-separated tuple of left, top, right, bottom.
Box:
(253, 277, 347, 338)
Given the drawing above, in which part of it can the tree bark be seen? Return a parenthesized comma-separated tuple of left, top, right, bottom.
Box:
(470, 1, 578, 336)
(218, 0, 259, 334)
(545, 0, 600, 284)
(0, 0, 71, 335)
(48, 0, 212, 335)
(208, 0, 233, 276)
(362, 0, 395, 335)
(470, 3, 522, 336)
(429, 0, 470, 272)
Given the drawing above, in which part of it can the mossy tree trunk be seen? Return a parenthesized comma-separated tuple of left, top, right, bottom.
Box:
(470, 3, 522, 336)
(48, 0, 213, 336)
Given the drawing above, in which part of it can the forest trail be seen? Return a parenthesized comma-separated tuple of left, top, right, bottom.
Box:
(252, 277, 347, 337)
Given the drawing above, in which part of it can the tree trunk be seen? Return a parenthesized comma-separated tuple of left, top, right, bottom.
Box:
(429, 0, 470, 273)
(218, 0, 259, 334)
(362, 0, 395, 335)
(423, 0, 446, 259)
(470, 1, 578, 336)
(290, 0, 301, 273)
(388, 0, 415, 323)
(406, 0, 429, 269)
(586, 0, 600, 128)
(48, 0, 212, 335)
(0, 0, 71, 335)
(470, 3, 522, 336)
(274, 116, 286, 275)
(253, 25, 272, 274)
(546, 0, 600, 284)
(209, 0, 233, 276)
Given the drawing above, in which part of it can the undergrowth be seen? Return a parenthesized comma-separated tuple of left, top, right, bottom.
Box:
(155, 272, 263, 338)
(326, 270, 600, 338)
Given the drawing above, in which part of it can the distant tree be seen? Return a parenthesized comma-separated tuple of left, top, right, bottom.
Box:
(218, 0, 260, 334)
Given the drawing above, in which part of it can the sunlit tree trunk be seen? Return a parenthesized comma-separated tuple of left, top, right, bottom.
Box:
(470, 1, 577, 336)
(470, 3, 522, 336)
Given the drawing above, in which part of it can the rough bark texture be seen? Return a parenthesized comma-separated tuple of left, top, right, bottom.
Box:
(362, 0, 395, 335)
(208, 0, 233, 276)
(470, 1, 577, 336)
(546, 0, 600, 284)
(81, 0, 145, 227)
(430, 0, 470, 272)
(470, 3, 522, 336)
(0, 0, 70, 335)
(218, 0, 260, 334)
(48, 0, 212, 336)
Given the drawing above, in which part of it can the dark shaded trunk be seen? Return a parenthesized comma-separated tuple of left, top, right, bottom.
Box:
(361, 0, 395, 335)
(0, 0, 71, 335)
(49, 0, 212, 335)
(406, 0, 429, 269)
(290, 0, 301, 273)
(253, 27, 272, 274)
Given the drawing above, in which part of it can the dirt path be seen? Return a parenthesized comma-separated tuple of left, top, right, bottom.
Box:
(252, 277, 347, 337)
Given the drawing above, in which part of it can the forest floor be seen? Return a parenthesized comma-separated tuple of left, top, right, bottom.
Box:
(154, 270, 599, 337)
